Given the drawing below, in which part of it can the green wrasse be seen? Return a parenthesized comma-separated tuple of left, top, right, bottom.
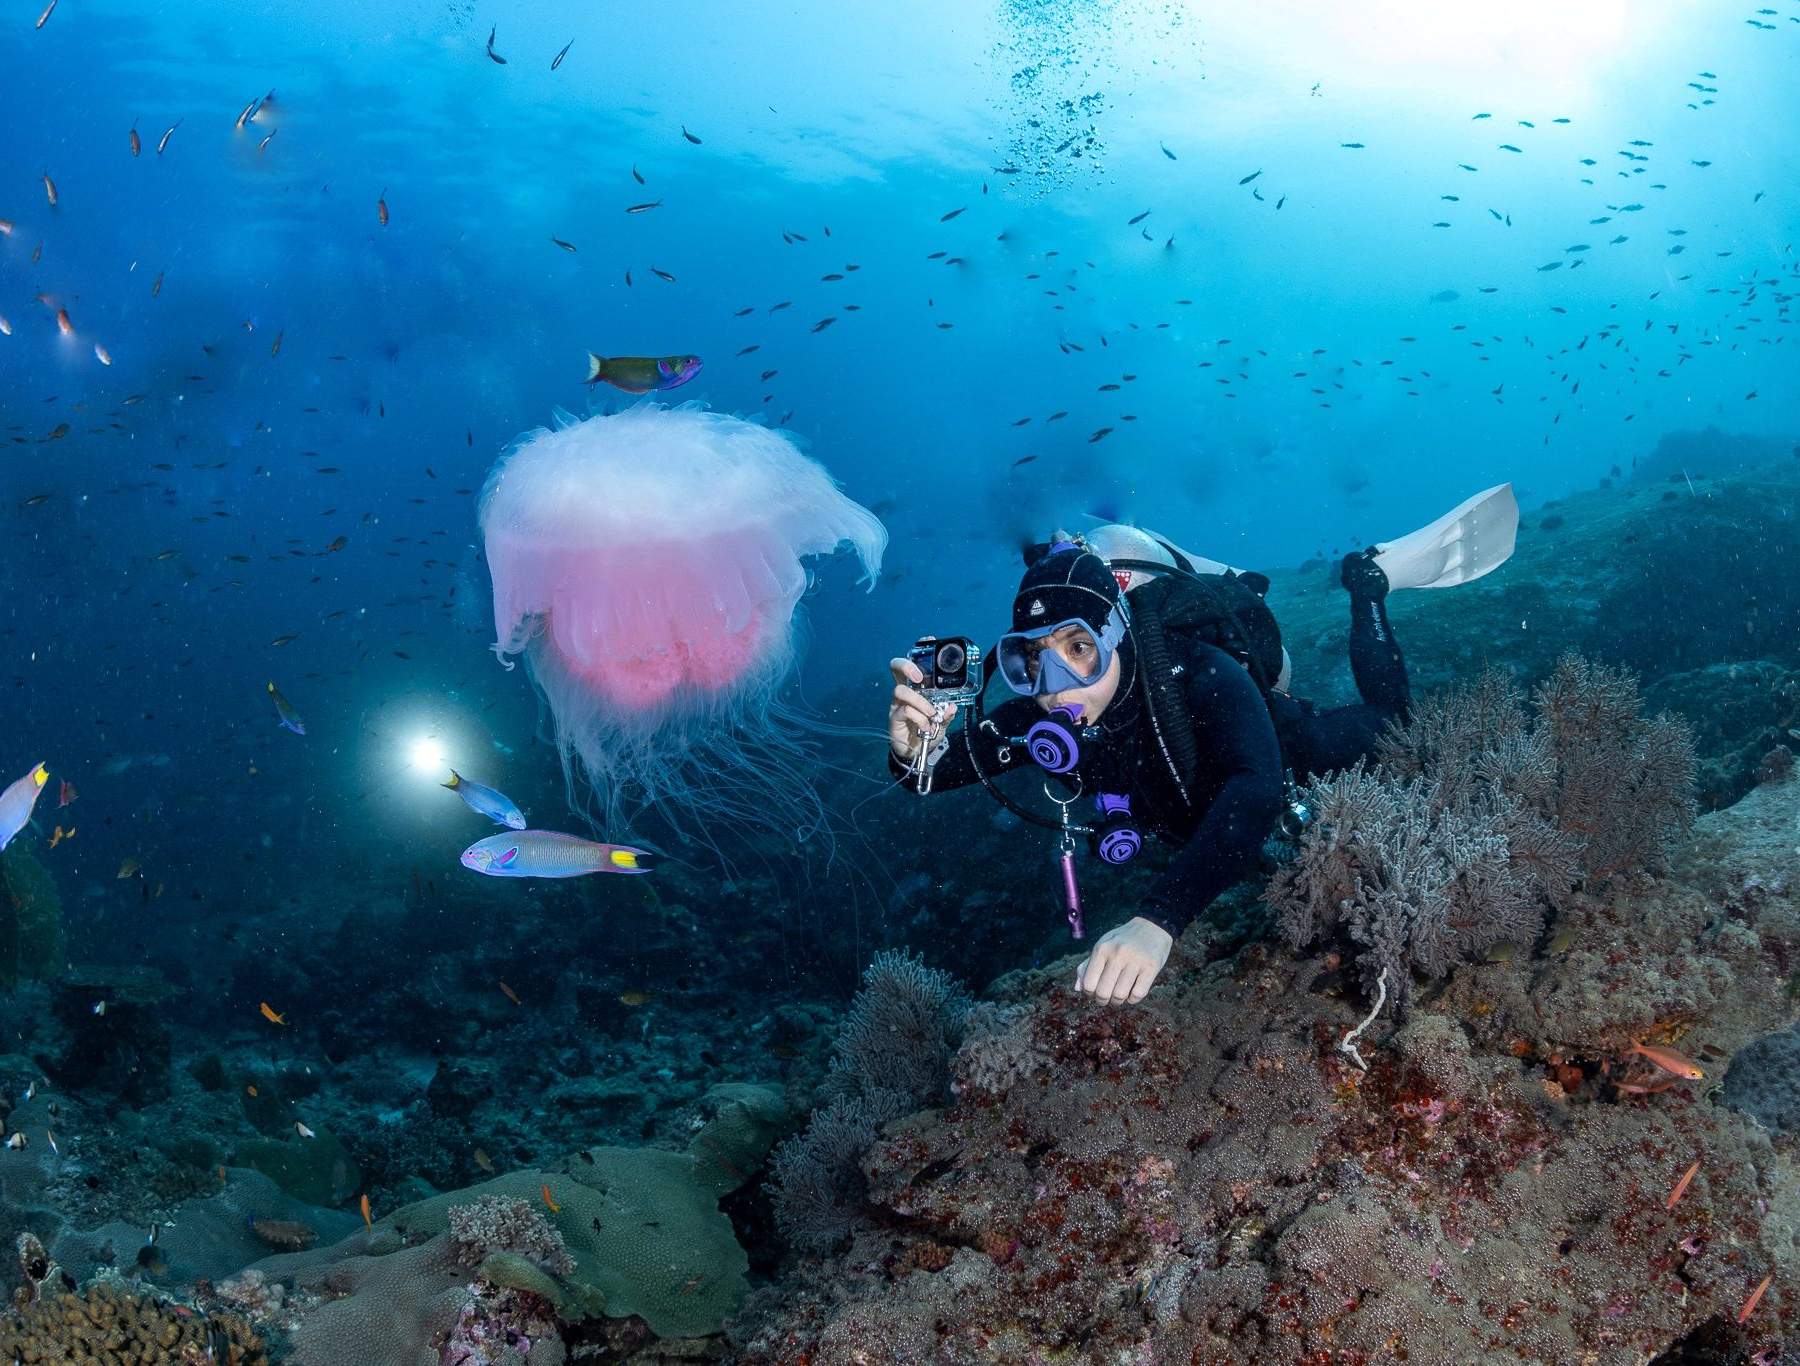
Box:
(584, 353, 701, 393)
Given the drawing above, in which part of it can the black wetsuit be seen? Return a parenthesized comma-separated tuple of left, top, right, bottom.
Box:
(891, 579, 1409, 940)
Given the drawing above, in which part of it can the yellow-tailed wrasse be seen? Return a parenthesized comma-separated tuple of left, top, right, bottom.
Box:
(584, 353, 701, 393)
(461, 830, 654, 879)
(0, 763, 49, 852)
(444, 770, 526, 830)
(267, 682, 305, 735)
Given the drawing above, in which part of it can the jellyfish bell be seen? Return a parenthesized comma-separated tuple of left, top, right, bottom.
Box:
(478, 402, 885, 844)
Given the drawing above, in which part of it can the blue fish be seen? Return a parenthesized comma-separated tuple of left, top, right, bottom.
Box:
(444, 770, 527, 830)
(0, 763, 48, 852)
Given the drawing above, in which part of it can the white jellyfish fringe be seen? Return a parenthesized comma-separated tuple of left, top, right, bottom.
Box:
(515, 620, 843, 862)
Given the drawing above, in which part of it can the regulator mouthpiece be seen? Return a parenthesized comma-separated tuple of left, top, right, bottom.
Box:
(1025, 706, 1084, 774)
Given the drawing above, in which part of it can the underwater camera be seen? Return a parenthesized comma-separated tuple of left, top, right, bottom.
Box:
(909, 635, 983, 706)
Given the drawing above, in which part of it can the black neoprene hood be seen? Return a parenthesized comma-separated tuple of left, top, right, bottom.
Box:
(1011, 545, 1124, 637)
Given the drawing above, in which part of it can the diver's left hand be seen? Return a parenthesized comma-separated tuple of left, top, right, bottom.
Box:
(1074, 917, 1174, 1005)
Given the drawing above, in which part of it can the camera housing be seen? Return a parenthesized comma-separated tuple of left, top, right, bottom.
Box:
(909, 635, 983, 706)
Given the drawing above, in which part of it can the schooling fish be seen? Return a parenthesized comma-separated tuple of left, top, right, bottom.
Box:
(460, 830, 655, 879)
(267, 682, 305, 735)
(584, 353, 701, 393)
(0, 763, 49, 852)
(443, 770, 527, 830)
(157, 120, 181, 154)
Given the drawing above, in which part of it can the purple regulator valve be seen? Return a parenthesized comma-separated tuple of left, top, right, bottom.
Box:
(1025, 706, 1084, 774)
(1092, 792, 1142, 864)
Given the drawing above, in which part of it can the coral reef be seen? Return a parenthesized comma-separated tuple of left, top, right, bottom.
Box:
(233, 1082, 788, 1363)
(771, 950, 971, 1252)
(1271, 656, 1695, 1007)
(446, 1195, 574, 1276)
(731, 772, 1800, 1364)
(0, 1278, 267, 1364)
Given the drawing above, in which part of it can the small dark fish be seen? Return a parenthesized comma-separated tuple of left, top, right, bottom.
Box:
(811, 317, 836, 333)
(1237, 169, 1261, 185)
(769, 300, 791, 312)
(1046, 410, 1068, 422)
(129, 121, 141, 157)
(1340, 141, 1365, 149)
(1458, 163, 1478, 172)
(1088, 427, 1113, 443)
(940, 206, 966, 222)
(550, 237, 577, 252)
(733, 306, 754, 317)
(1472, 112, 1491, 120)
(1498, 144, 1522, 153)
(650, 266, 676, 282)
(626, 201, 662, 214)
(486, 25, 507, 63)
(1011, 455, 1038, 467)
(35, 0, 56, 28)
(1275, 196, 1285, 210)
(632, 165, 645, 185)
(681, 125, 702, 144)
(1128, 209, 1150, 225)
(1011, 417, 1031, 427)
(1160, 142, 1176, 160)
(270, 633, 299, 647)
(735, 344, 760, 356)
(551, 40, 572, 70)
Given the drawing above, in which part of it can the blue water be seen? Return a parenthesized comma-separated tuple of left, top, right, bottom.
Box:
(1, 2, 1796, 987)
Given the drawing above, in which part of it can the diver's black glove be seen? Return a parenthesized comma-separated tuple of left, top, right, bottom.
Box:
(1339, 547, 1390, 602)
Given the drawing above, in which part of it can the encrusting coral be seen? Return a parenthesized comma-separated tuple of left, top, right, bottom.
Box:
(1269, 654, 1696, 1009)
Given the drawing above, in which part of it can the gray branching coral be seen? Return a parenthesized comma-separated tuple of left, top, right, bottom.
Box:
(772, 950, 971, 1252)
(1269, 654, 1695, 1008)
(445, 1194, 574, 1276)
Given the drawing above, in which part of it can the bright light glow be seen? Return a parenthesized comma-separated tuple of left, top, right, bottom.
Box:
(1189, 0, 1651, 106)
(409, 735, 448, 776)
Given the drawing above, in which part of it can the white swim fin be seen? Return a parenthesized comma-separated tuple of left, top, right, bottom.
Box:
(1372, 483, 1518, 591)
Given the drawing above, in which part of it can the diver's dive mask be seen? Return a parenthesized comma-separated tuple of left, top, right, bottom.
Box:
(996, 611, 1127, 697)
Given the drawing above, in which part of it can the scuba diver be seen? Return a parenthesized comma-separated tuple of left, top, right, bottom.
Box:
(885, 487, 1518, 1007)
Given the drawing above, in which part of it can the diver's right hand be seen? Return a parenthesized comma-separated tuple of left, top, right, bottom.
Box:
(889, 657, 956, 763)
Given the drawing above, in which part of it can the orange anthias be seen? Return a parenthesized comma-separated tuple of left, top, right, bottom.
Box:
(260, 1002, 287, 1025)
(541, 1183, 560, 1214)
(1627, 1041, 1704, 1081)
(1666, 1159, 1700, 1209)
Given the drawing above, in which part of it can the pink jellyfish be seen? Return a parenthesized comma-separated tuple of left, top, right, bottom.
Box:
(479, 403, 886, 841)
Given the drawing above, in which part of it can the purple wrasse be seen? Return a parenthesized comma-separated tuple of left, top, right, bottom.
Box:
(461, 830, 654, 878)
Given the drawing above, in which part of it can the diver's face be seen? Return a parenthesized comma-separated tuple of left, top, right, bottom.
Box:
(1032, 624, 1121, 721)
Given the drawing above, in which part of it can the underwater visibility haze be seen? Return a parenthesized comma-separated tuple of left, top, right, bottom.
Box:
(2, 0, 1800, 1361)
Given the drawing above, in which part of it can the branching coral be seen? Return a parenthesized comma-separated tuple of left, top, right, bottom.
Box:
(772, 950, 972, 1252)
(824, 948, 972, 1114)
(446, 1195, 574, 1276)
(1271, 655, 1695, 1007)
